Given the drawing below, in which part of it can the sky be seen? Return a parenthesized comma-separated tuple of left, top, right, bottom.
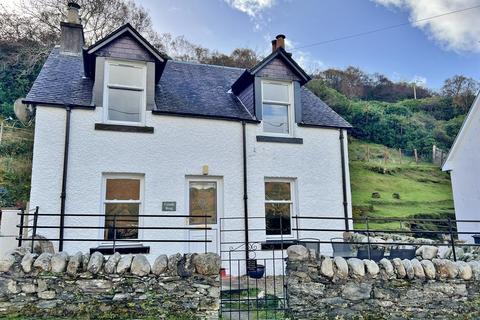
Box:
(136, 0, 480, 90)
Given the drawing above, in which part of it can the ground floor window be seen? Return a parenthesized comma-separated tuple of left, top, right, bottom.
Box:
(265, 179, 294, 236)
(103, 175, 143, 240)
(188, 180, 218, 225)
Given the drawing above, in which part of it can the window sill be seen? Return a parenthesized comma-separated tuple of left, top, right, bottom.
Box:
(256, 135, 303, 144)
(260, 240, 297, 250)
(94, 123, 154, 133)
(90, 244, 150, 255)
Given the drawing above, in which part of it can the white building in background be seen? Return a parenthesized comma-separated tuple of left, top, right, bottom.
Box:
(443, 93, 480, 242)
(23, 3, 352, 272)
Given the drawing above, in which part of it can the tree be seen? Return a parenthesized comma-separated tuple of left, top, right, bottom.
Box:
(441, 75, 479, 113)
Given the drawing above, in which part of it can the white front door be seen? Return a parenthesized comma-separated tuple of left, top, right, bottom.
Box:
(186, 177, 223, 254)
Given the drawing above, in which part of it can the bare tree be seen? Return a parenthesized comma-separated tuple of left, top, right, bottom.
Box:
(0, 0, 156, 45)
(441, 75, 479, 113)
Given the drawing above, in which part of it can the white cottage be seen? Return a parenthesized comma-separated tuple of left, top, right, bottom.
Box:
(24, 3, 352, 270)
(443, 93, 480, 242)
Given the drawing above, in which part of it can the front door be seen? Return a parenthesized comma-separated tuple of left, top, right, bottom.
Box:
(186, 177, 222, 254)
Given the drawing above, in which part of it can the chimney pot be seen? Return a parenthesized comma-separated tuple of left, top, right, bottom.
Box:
(271, 39, 277, 52)
(66, 2, 81, 24)
(275, 34, 286, 49)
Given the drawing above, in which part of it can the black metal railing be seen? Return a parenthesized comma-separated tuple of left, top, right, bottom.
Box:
(17, 207, 212, 254)
(218, 214, 480, 319)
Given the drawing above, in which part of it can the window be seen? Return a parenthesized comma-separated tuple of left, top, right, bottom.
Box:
(103, 176, 142, 240)
(189, 181, 217, 225)
(262, 81, 293, 135)
(265, 179, 294, 236)
(104, 61, 146, 124)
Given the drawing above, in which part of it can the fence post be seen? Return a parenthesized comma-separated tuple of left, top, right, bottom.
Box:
(448, 218, 457, 262)
(18, 208, 25, 247)
(365, 216, 371, 260)
(204, 214, 208, 254)
(414, 149, 418, 164)
(31, 206, 39, 253)
(112, 215, 117, 254)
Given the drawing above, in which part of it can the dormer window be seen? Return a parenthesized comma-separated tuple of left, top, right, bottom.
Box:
(104, 60, 146, 125)
(262, 80, 293, 135)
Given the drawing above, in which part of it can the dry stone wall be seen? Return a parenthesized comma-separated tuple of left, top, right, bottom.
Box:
(286, 245, 480, 319)
(0, 248, 220, 319)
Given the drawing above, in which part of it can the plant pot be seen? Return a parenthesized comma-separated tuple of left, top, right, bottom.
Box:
(247, 265, 265, 279)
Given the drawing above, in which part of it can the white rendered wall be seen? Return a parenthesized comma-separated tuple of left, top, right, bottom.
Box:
(445, 106, 480, 242)
(29, 106, 352, 268)
(0, 209, 21, 255)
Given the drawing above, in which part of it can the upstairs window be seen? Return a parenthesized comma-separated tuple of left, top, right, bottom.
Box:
(104, 61, 146, 124)
(262, 81, 293, 135)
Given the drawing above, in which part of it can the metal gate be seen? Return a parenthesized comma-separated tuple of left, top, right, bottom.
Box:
(219, 216, 290, 320)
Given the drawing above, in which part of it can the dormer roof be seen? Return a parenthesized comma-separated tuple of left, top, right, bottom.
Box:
(83, 23, 168, 81)
(231, 47, 311, 95)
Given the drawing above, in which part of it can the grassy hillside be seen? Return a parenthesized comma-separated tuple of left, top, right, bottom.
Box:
(0, 122, 34, 208)
(348, 138, 454, 230)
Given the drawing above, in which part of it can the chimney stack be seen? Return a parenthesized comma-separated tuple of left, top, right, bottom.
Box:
(60, 2, 84, 55)
(275, 34, 286, 50)
(271, 39, 277, 52)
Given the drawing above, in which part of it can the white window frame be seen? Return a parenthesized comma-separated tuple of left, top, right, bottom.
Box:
(103, 59, 147, 126)
(100, 173, 144, 244)
(264, 178, 297, 239)
(261, 80, 294, 137)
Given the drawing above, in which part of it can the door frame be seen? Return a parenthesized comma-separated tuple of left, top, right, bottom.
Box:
(185, 175, 223, 253)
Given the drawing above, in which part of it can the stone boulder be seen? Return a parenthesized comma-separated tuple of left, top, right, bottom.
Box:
(152, 255, 168, 275)
(287, 245, 309, 262)
(81, 253, 90, 272)
(468, 261, 480, 280)
(410, 259, 425, 279)
(363, 260, 379, 277)
(33, 253, 52, 272)
(320, 256, 334, 278)
(0, 255, 15, 272)
(402, 259, 415, 280)
(168, 253, 182, 276)
(131, 255, 151, 276)
(116, 254, 133, 274)
(21, 253, 37, 273)
(193, 253, 220, 276)
(67, 252, 83, 275)
(87, 252, 104, 274)
(347, 258, 365, 278)
(416, 245, 438, 260)
(433, 259, 458, 279)
(421, 260, 436, 279)
(456, 261, 472, 280)
(333, 257, 348, 280)
(378, 258, 395, 279)
(51, 252, 68, 273)
(392, 258, 406, 279)
(104, 252, 121, 274)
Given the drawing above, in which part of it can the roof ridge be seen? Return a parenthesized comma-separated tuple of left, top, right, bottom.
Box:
(169, 59, 246, 71)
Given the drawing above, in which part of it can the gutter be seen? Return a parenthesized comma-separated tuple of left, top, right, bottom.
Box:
(59, 106, 72, 252)
(242, 121, 250, 261)
(339, 129, 349, 231)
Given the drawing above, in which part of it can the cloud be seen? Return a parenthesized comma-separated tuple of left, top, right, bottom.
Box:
(224, 0, 276, 30)
(372, 0, 480, 52)
(224, 0, 275, 17)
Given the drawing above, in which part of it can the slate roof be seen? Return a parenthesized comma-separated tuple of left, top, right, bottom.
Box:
(154, 61, 253, 121)
(24, 47, 93, 107)
(25, 48, 351, 128)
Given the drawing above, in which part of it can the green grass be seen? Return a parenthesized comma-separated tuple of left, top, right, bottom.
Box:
(349, 138, 454, 230)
